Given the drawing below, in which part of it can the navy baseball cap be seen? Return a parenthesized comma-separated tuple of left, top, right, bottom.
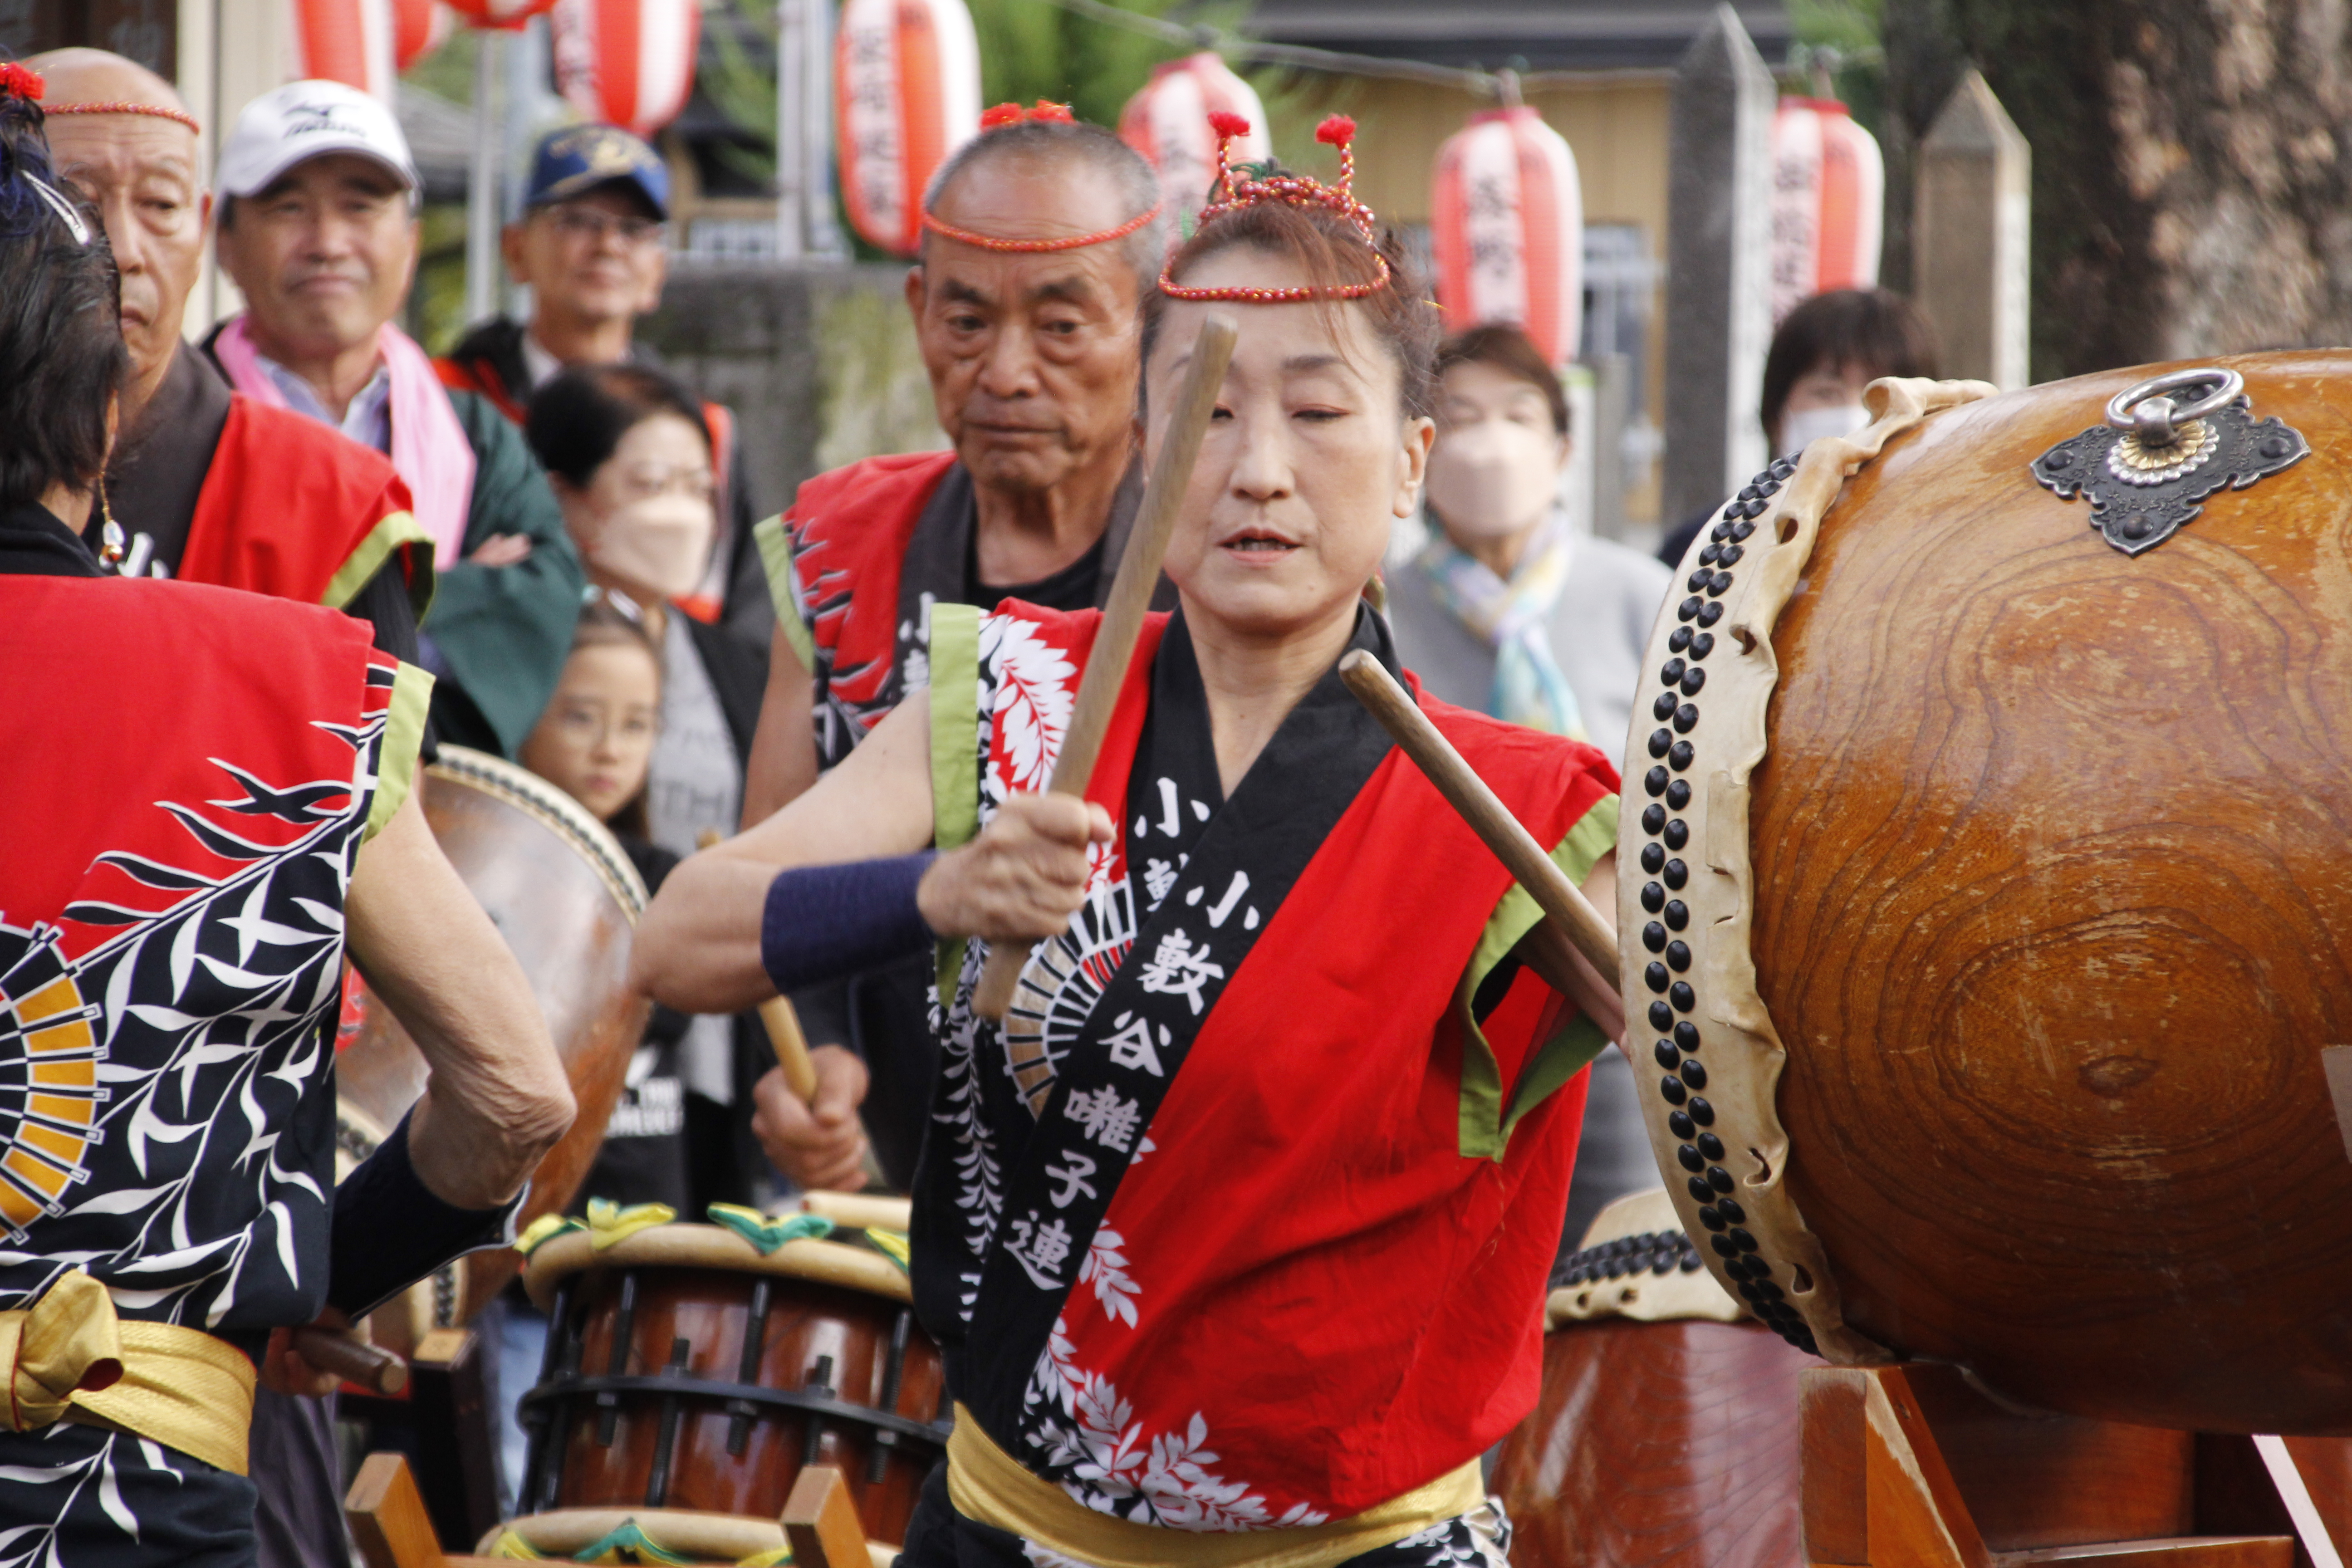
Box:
(524, 123, 669, 220)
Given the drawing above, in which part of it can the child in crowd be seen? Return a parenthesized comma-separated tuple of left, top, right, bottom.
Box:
(516, 598, 691, 1212)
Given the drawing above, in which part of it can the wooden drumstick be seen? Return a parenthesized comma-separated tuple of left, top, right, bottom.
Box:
(697, 829, 820, 1101)
(292, 1326, 408, 1396)
(1337, 651, 1622, 978)
(970, 312, 1240, 1023)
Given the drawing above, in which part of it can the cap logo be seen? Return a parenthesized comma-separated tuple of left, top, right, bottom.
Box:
(283, 100, 365, 139)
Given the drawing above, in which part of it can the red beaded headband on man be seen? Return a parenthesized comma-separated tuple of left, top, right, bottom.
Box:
(1157, 113, 1392, 304)
(917, 99, 1164, 255)
(45, 101, 203, 133)
(2, 64, 205, 133)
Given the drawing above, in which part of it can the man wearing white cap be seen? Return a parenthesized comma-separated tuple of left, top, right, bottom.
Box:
(206, 80, 584, 760)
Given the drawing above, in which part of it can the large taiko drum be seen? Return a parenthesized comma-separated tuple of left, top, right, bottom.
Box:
(1617, 357, 2352, 1434)
(336, 745, 648, 1349)
(1493, 1189, 1806, 1568)
(496, 1203, 946, 1563)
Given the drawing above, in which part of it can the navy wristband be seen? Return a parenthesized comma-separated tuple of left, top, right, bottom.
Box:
(328, 1110, 521, 1318)
(760, 852, 938, 993)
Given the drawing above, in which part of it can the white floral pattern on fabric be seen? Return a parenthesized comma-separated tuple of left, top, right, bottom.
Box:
(1023, 1315, 1331, 1532)
(1387, 1502, 1513, 1568)
(980, 614, 1078, 806)
(1077, 1226, 1139, 1327)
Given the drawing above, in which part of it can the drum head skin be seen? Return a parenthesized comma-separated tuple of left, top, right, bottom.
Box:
(339, 747, 651, 1324)
(1622, 358, 2352, 1434)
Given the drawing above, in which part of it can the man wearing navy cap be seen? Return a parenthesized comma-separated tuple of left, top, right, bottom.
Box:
(438, 123, 769, 643)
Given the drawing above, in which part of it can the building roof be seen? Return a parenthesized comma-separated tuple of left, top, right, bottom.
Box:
(1239, 0, 1793, 74)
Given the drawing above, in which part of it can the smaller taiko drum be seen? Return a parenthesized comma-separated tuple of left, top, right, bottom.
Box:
(1492, 1190, 1808, 1568)
(498, 1206, 946, 1563)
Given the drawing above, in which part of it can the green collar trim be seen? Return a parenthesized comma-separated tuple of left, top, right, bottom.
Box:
(928, 602, 983, 996)
(323, 509, 434, 617)
(753, 515, 816, 671)
(363, 661, 436, 842)
(1457, 794, 1621, 1161)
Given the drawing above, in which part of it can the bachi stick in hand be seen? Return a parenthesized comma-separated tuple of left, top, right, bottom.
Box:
(697, 828, 819, 1100)
(1338, 650, 1620, 979)
(970, 312, 1240, 1023)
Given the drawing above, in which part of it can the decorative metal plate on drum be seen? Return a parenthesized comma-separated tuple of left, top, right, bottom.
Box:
(2030, 366, 2310, 555)
(1620, 358, 2352, 1436)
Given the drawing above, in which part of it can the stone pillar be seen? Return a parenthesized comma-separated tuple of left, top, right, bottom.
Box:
(1663, 4, 1777, 526)
(1914, 69, 2031, 389)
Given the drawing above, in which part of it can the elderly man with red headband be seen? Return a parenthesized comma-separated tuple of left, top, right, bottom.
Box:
(736, 103, 1171, 1199)
(27, 49, 431, 661)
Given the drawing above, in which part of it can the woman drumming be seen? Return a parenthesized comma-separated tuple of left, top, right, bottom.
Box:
(636, 115, 1621, 1567)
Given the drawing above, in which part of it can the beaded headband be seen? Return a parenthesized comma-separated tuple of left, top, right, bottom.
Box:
(918, 100, 1163, 255)
(1157, 113, 1392, 304)
(46, 100, 202, 133)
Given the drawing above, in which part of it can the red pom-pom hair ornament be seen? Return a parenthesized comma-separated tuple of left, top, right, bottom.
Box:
(0, 62, 46, 101)
(981, 99, 1076, 131)
(1158, 109, 1393, 304)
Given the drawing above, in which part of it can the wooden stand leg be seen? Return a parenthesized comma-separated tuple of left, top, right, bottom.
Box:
(405, 1328, 503, 1550)
(782, 1464, 875, 1568)
(1802, 1366, 2300, 1567)
(347, 1452, 450, 1568)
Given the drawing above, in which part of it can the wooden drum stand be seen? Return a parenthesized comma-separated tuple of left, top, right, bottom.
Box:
(1801, 1365, 2350, 1568)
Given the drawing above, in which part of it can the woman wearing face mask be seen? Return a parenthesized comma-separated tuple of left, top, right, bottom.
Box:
(1386, 323, 1673, 755)
(525, 365, 779, 1210)
(1656, 286, 1940, 567)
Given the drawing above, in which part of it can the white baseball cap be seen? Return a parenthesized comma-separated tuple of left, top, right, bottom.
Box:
(216, 80, 419, 201)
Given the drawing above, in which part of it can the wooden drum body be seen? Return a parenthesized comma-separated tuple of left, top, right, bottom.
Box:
(1617, 359, 2352, 1435)
(510, 1222, 948, 1554)
(1494, 1190, 1806, 1568)
(337, 746, 648, 1346)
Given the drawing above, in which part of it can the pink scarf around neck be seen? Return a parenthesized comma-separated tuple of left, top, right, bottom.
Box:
(213, 316, 475, 568)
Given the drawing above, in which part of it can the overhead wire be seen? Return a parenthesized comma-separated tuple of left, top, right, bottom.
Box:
(1016, 0, 1589, 99)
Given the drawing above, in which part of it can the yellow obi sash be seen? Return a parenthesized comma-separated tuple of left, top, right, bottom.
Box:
(0, 1269, 256, 1476)
(946, 1404, 1484, 1568)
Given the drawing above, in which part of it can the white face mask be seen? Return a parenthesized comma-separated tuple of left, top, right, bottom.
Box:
(1777, 402, 1871, 460)
(1424, 418, 1563, 541)
(585, 492, 715, 603)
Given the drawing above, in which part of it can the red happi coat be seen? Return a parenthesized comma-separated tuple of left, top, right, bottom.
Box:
(767, 451, 962, 769)
(0, 573, 428, 1326)
(913, 598, 1622, 1525)
(179, 397, 432, 612)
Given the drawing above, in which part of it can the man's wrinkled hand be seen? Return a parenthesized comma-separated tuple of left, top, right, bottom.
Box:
(751, 1047, 870, 1191)
(916, 791, 1113, 942)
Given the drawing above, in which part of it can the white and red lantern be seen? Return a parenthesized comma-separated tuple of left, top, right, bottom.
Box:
(1430, 106, 1584, 367)
(550, 0, 700, 137)
(395, 0, 455, 70)
(292, 0, 395, 99)
(1769, 97, 1884, 322)
(1118, 54, 1267, 230)
(834, 0, 981, 256)
(440, 0, 559, 29)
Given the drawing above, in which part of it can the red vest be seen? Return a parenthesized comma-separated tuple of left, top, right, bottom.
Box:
(180, 397, 428, 610)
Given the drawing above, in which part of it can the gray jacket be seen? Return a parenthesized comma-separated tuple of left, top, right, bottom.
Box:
(1385, 529, 1674, 772)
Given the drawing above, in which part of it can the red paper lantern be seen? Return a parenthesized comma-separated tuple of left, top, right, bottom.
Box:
(1118, 53, 1267, 229)
(440, 0, 559, 31)
(292, 0, 395, 99)
(834, 0, 981, 256)
(1430, 106, 1584, 367)
(394, 0, 454, 70)
(550, 0, 700, 137)
(1770, 97, 1884, 322)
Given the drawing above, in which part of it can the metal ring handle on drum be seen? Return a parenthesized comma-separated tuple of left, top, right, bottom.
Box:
(2104, 368, 2245, 449)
